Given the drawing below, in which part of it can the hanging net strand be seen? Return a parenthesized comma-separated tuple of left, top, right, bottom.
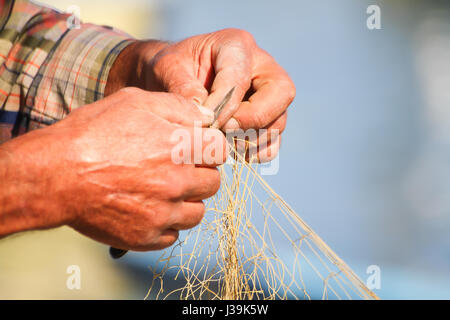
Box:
(145, 139, 379, 300)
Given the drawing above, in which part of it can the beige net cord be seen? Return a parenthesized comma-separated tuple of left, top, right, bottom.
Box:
(145, 141, 379, 300)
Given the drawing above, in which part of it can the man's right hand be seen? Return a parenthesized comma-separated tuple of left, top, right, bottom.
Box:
(0, 88, 228, 251)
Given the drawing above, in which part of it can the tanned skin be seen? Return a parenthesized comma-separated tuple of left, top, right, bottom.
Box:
(0, 28, 295, 251)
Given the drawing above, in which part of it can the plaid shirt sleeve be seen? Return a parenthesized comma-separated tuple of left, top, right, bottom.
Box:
(0, 0, 135, 144)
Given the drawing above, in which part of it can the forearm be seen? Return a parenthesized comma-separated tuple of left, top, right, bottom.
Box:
(0, 129, 74, 238)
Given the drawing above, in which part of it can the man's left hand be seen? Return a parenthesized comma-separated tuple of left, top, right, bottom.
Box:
(106, 28, 296, 162)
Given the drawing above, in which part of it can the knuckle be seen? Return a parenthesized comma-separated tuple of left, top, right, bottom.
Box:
(165, 179, 187, 199)
(164, 166, 197, 199)
(118, 86, 143, 97)
(159, 168, 189, 199)
(150, 211, 170, 230)
(280, 80, 296, 104)
(218, 28, 256, 52)
(225, 28, 255, 43)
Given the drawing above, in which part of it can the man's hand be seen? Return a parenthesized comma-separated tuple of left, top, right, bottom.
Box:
(0, 88, 227, 251)
(105, 28, 296, 162)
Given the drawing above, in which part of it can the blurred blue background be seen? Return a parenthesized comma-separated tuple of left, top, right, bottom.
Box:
(136, 0, 450, 299)
(5, 0, 449, 299)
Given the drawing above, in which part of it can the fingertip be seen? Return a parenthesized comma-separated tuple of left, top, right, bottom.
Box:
(204, 90, 242, 129)
(257, 135, 281, 163)
(200, 127, 229, 166)
(195, 104, 215, 126)
(222, 117, 240, 131)
(185, 84, 209, 103)
(192, 96, 202, 105)
(165, 71, 209, 102)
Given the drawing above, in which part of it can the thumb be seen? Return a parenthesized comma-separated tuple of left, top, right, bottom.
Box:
(154, 53, 209, 104)
(202, 43, 253, 129)
(168, 78, 209, 107)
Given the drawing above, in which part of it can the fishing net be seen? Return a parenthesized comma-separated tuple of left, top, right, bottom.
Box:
(145, 141, 378, 300)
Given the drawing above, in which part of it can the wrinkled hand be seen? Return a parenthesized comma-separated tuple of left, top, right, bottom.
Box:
(106, 29, 296, 162)
(0, 88, 227, 251)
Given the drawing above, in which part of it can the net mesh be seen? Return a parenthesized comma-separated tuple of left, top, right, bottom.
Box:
(145, 143, 378, 300)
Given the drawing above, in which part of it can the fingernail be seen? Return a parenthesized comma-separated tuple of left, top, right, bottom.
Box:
(196, 105, 214, 124)
(192, 97, 203, 105)
(223, 117, 240, 130)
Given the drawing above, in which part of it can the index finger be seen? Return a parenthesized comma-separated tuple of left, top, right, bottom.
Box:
(202, 41, 253, 128)
(223, 51, 296, 131)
